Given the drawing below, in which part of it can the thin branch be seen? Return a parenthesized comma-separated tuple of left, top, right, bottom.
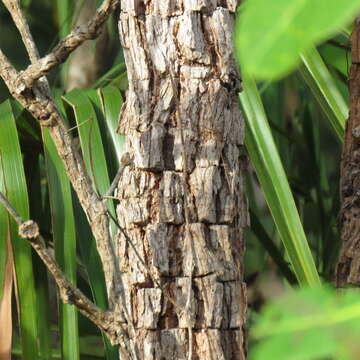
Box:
(17, 0, 120, 89)
(0, 3, 121, 314)
(0, 190, 124, 345)
(103, 152, 133, 200)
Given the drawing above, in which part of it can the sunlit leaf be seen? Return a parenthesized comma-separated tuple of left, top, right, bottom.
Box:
(251, 286, 360, 360)
(235, 0, 360, 79)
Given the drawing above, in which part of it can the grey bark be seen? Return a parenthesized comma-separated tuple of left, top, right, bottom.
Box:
(115, 0, 248, 358)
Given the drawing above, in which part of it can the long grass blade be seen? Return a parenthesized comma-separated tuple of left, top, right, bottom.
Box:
(42, 127, 80, 360)
(240, 76, 321, 287)
(97, 86, 125, 163)
(63, 89, 116, 223)
(0, 100, 39, 359)
(61, 90, 119, 359)
(300, 48, 347, 141)
(22, 149, 52, 360)
(250, 210, 297, 285)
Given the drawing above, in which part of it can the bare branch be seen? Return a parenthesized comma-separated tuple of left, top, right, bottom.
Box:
(103, 152, 133, 200)
(0, 190, 124, 345)
(17, 0, 120, 88)
(0, 2, 121, 313)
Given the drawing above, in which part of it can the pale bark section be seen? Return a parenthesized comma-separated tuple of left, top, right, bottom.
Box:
(116, 0, 247, 358)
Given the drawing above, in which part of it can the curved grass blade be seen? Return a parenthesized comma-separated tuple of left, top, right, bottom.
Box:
(300, 48, 347, 141)
(92, 63, 127, 89)
(42, 127, 80, 360)
(97, 86, 125, 163)
(62, 89, 116, 222)
(85, 89, 119, 179)
(0, 100, 39, 359)
(240, 76, 321, 286)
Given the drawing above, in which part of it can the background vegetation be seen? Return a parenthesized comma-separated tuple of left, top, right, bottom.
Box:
(0, 0, 359, 359)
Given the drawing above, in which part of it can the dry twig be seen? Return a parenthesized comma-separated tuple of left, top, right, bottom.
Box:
(0, 191, 128, 346)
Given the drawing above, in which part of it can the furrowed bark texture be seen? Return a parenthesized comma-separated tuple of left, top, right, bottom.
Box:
(337, 18, 360, 286)
(116, 0, 248, 358)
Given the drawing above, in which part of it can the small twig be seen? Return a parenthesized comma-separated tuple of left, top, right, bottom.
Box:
(0, 2, 121, 318)
(17, 0, 120, 89)
(67, 117, 92, 132)
(103, 152, 133, 200)
(105, 209, 183, 313)
(0, 190, 125, 345)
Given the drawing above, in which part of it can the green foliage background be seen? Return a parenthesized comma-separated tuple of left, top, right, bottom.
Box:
(0, 0, 359, 359)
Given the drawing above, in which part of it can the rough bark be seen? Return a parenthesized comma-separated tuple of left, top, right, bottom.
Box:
(336, 18, 360, 286)
(116, 0, 248, 358)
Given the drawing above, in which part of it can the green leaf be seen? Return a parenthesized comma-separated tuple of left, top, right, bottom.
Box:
(235, 0, 360, 80)
(61, 90, 119, 359)
(92, 63, 127, 89)
(0, 100, 39, 359)
(320, 43, 349, 77)
(97, 86, 125, 164)
(42, 127, 80, 360)
(0, 163, 7, 301)
(299, 48, 347, 141)
(251, 286, 360, 360)
(62, 90, 116, 224)
(239, 76, 320, 286)
(250, 210, 297, 285)
(24, 151, 52, 360)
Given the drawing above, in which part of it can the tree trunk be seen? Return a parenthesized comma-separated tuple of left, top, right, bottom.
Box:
(115, 0, 248, 358)
(336, 18, 360, 286)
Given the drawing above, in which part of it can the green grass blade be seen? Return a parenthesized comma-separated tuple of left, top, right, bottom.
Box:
(250, 210, 297, 285)
(85, 89, 119, 179)
(62, 89, 116, 224)
(23, 150, 52, 360)
(42, 127, 80, 360)
(97, 86, 125, 163)
(92, 63, 127, 89)
(55, 0, 72, 38)
(239, 76, 321, 287)
(72, 195, 119, 360)
(63, 90, 112, 196)
(0, 165, 7, 301)
(300, 48, 347, 141)
(61, 90, 119, 359)
(0, 100, 39, 359)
